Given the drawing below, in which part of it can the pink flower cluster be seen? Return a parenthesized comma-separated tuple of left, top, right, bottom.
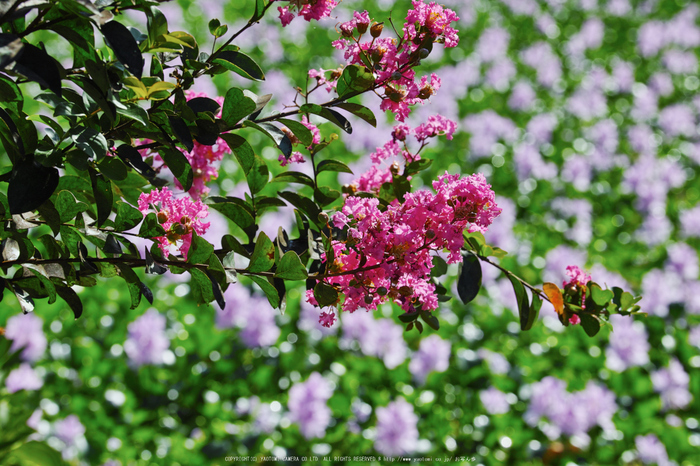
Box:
(278, 0, 338, 27)
(355, 116, 457, 192)
(180, 91, 231, 198)
(309, 172, 500, 324)
(137, 186, 210, 259)
(329, 1, 459, 121)
(563, 265, 592, 325)
(278, 116, 320, 166)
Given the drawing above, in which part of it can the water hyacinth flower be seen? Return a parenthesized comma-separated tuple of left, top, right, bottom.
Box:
(124, 309, 170, 367)
(635, 434, 671, 466)
(5, 363, 43, 393)
(374, 398, 419, 456)
(4, 313, 47, 362)
(605, 315, 650, 372)
(651, 358, 692, 410)
(216, 286, 280, 348)
(479, 387, 510, 415)
(408, 334, 451, 384)
(287, 372, 333, 439)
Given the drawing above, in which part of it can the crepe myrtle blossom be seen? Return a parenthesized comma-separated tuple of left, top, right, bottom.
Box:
(4, 313, 47, 362)
(5, 363, 43, 393)
(635, 434, 671, 466)
(137, 187, 210, 260)
(287, 372, 333, 439)
(331, 1, 459, 121)
(277, 0, 338, 27)
(408, 334, 451, 384)
(562, 265, 592, 325)
(307, 171, 500, 319)
(651, 358, 692, 410)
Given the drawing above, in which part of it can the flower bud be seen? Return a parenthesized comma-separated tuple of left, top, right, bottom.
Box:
(377, 286, 388, 296)
(371, 49, 385, 63)
(364, 294, 374, 305)
(425, 229, 436, 239)
(157, 212, 168, 224)
(357, 21, 369, 35)
(390, 71, 403, 81)
(342, 184, 357, 194)
(339, 22, 355, 37)
(370, 22, 384, 38)
(318, 212, 330, 224)
(398, 286, 413, 296)
(390, 161, 401, 175)
(330, 68, 343, 80)
(419, 47, 430, 59)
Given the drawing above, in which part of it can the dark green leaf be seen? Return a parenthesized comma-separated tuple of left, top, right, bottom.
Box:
(13, 44, 62, 96)
(300, 104, 352, 133)
(116, 103, 149, 126)
(56, 286, 83, 319)
(146, 6, 168, 46)
(219, 133, 254, 173)
(116, 144, 156, 178)
(160, 148, 194, 192)
(275, 251, 308, 280)
(8, 158, 58, 214)
(0, 74, 22, 111)
(589, 283, 614, 307)
(250, 275, 280, 308)
(187, 97, 221, 115)
(243, 120, 292, 157)
(271, 171, 314, 187)
(336, 64, 375, 98)
(101, 20, 144, 79)
(420, 310, 440, 330)
(89, 167, 112, 227)
(278, 118, 314, 146)
(72, 126, 109, 160)
(248, 232, 275, 273)
(278, 191, 321, 223)
(457, 254, 481, 304)
(332, 102, 377, 127)
(580, 313, 601, 337)
(212, 50, 265, 81)
(207, 198, 255, 235)
(508, 275, 530, 331)
(399, 312, 418, 323)
(168, 115, 194, 152)
(138, 212, 166, 237)
(317, 159, 353, 174)
(524, 291, 542, 331)
(431, 256, 448, 278)
(314, 281, 339, 307)
(248, 154, 269, 194)
(187, 231, 214, 264)
(114, 201, 143, 231)
(252, 0, 267, 21)
(98, 155, 128, 181)
(314, 186, 340, 206)
(221, 87, 256, 126)
(55, 190, 88, 223)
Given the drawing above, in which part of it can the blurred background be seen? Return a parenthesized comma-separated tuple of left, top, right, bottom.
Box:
(2, 0, 700, 464)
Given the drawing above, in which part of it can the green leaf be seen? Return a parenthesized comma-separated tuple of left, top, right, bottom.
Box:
(317, 159, 353, 174)
(208, 19, 228, 37)
(278, 118, 314, 146)
(187, 232, 214, 264)
(275, 251, 308, 280)
(523, 291, 542, 331)
(278, 191, 321, 224)
(332, 102, 377, 127)
(206, 197, 256, 235)
(56, 286, 83, 319)
(457, 254, 481, 304)
(248, 232, 275, 273)
(243, 120, 292, 156)
(589, 283, 614, 307)
(72, 126, 109, 160)
(146, 6, 168, 46)
(508, 275, 530, 331)
(252, 0, 268, 21)
(88, 167, 112, 227)
(250, 276, 280, 308)
(248, 154, 269, 195)
(300, 104, 352, 133)
(314, 186, 340, 206)
(580, 313, 601, 337)
(160, 148, 194, 192)
(8, 440, 64, 466)
(138, 212, 166, 237)
(420, 310, 440, 330)
(101, 19, 144, 79)
(0, 75, 22, 112)
(168, 115, 194, 152)
(98, 155, 128, 181)
(314, 281, 339, 307)
(271, 171, 315, 187)
(219, 133, 254, 173)
(8, 158, 59, 214)
(189, 267, 214, 305)
(114, 201, 143, 231)
(213, 50, 265, 81)
(222, 87, 256, 126)
(399, 312, 418, 323)
(55, 190, 88, 223)
(336, 64, 376, 98)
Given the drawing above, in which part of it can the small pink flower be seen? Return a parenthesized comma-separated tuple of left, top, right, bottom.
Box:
(319, 311, 337, 328)
(569, 314, 581, 325)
